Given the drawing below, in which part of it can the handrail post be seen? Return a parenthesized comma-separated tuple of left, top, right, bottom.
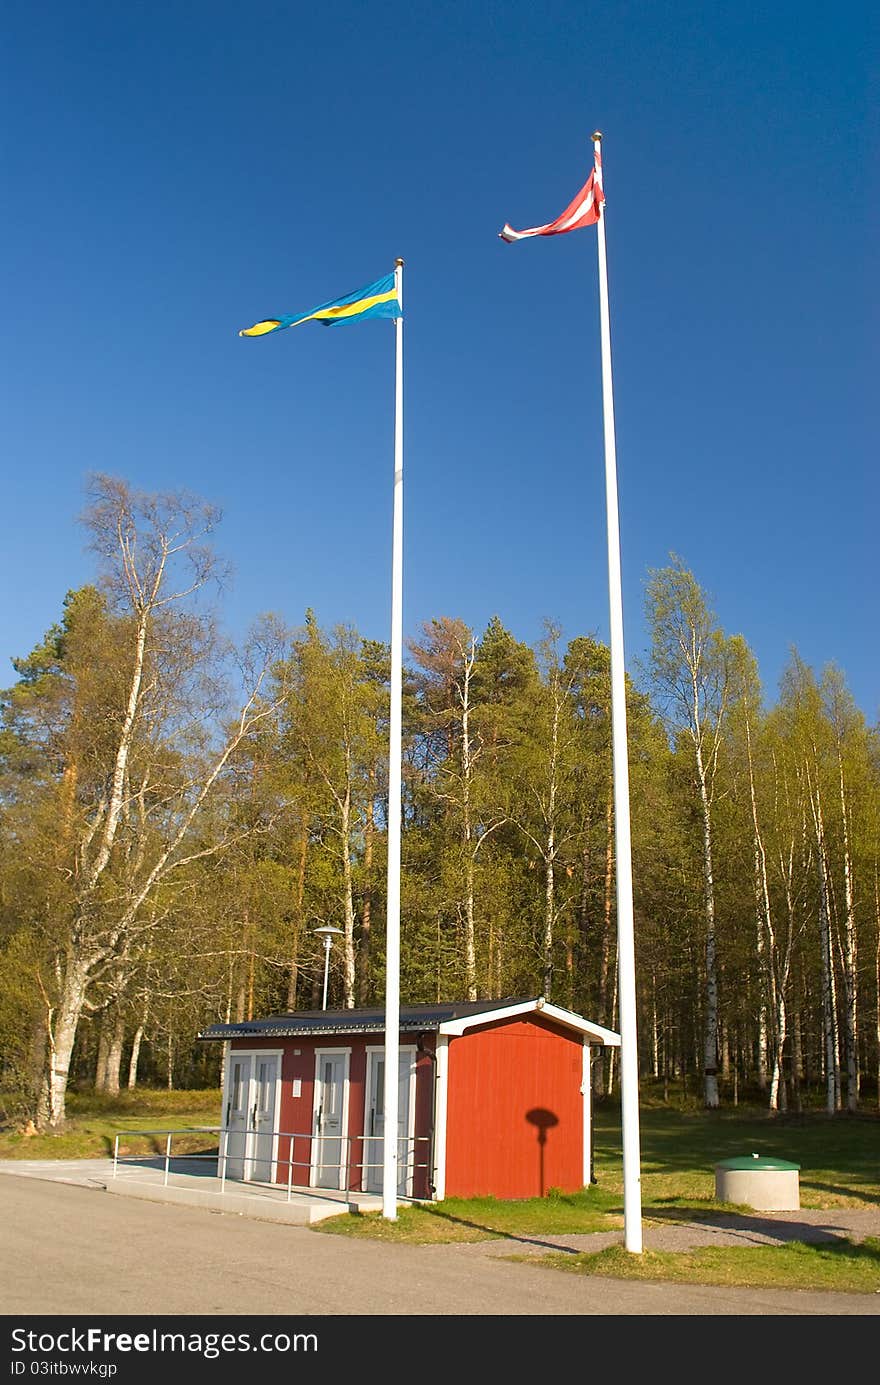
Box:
(287, 1134, 294, 1203)
(113, 1133, 119, 1179)
(219, 1127, 228, 1195)
(164, 1132, 172, 1186)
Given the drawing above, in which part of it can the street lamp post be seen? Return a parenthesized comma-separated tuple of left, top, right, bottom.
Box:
(313, 925, 344, 1009)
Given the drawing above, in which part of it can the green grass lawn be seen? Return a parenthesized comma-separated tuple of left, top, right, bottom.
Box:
(315, 1093, 880, 1291)
(319, 1184, 625, 1243)
(593, 1092, 880, 1211)
(0, 1088, 222, 1161)
(524, 1237, 880, 1294)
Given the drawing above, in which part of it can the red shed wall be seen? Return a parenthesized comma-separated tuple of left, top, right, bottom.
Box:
(444, 1015, 584, 1199)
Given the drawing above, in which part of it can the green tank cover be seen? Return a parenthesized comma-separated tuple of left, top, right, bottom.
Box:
(715, 1155, 800, 1171)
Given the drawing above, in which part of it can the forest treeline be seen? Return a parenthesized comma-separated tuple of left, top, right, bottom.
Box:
(1, 477, 877, 1128)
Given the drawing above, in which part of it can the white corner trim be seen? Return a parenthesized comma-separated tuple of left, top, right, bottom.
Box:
(432, 1035, 449, 1202)
(438, 998, 620, 1046)
(582, 1041, 592, 1187)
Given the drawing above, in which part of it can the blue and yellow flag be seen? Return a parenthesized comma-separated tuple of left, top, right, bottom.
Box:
(239, 271, 401, 338)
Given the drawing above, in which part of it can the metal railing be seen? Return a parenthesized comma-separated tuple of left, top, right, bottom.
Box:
(112, 1126, 433, 1203)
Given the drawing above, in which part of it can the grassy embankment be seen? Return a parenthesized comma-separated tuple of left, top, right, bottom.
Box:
(0, 1088, 222, 1161)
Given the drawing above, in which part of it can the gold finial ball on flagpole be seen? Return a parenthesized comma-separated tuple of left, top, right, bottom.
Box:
(395, 257, 405, 267)
(592, 130, 603, 142)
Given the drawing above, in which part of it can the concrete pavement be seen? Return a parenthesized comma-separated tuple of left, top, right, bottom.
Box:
(2, 1171, 878, 1317)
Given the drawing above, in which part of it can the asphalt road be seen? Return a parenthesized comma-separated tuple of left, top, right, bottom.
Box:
(2, 1174, 878, 1318)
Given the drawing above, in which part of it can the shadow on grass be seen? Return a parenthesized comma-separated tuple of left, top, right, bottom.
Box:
(642, 1202, 880, 1247)
(801, 1179, 880, 1206)
(394, 1202, 608, 1253)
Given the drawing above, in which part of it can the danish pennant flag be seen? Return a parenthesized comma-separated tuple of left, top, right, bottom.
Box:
(500, 157, 604, 242)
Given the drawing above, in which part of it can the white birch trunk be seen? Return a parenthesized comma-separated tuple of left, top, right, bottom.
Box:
(694, 734, 719, 1109)
(810, 770, 841, 1114)
(543, 838, 555, 998)
(127, 1024, 144, 1090)
(836, 752, 858, 1109)
(341, 777, 356, 1009)
(541, 680, 562, 998)
(38, 953, 93, 1131)
(460, 640, 477, 1001)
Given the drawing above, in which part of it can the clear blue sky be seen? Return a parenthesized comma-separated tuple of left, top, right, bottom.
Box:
(2, 1, 876, 718)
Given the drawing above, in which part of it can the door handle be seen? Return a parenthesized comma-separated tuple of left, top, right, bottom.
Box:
(226, 1101, 231, 1126)
(251, 1103, 257, 1129)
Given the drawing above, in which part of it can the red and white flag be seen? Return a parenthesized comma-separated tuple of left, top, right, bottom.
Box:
(499, 160, 604, 242)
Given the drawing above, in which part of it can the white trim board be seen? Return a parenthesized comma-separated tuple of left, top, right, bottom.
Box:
(438, 998, 620, 1045)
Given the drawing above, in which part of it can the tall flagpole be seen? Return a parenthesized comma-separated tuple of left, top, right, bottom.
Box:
(382, 257, 404, 1220)
(591, 133, 643, 1254)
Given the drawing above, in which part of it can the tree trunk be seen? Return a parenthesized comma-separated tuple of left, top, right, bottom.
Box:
(540, 672, 562, 1000)
(127, 1024, 144, 1090)
(95, 1011, 112, 1093)
(594, 796, 615, 1097)
(287, 825, 308, 1010)
(461, 648, 477, 1001)
(811, 774, 841, 1113)
(542, 842, 555, 999)
(358, 777, 375, 1005)
(564, 915, 576, 1010)
(245, 906, 255, 1022)
(836, 754, 858, 1110)
(341, 782, 356, 1008)
(104, 1010, 125, 1097)
(37, 953, 92, 1131)
(695, 753, 719, 1109)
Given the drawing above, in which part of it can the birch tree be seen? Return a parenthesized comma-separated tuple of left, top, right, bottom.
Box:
(276, 616, 385, 1008)
(823, 665, 865, 1110)
(2, 476, 287, 1128)
(409, 618, 482, 999)
(781, 656, 842, 1113)
(505, 625, 579, 997)
(646, 557, 734, 1107)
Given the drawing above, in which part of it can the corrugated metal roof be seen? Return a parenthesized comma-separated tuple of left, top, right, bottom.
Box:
(197, 997, 535, 1042)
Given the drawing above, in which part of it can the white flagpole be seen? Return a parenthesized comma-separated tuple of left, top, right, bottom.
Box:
(382, 258, 404, 1220)
(591, 132, 643, 1253)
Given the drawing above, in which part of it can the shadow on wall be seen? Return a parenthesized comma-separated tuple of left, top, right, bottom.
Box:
(526, 1107, 559, 1196)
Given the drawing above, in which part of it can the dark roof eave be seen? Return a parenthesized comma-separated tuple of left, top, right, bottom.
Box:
(198, 1018, 441, 1041)
(196, 997, 536, 1043)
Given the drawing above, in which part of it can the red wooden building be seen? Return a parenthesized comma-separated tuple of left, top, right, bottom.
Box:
(198, 997, 619, 1201)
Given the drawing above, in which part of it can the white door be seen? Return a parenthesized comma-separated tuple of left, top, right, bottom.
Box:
(312, 1052, 348, 1190)
(249, 1054, 279, 1182)
(364, 1048, 414, 1196)
(223, 1051, 280, 1183)
(224, 1054, 252, 1181)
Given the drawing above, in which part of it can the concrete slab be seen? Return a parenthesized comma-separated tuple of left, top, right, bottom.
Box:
(0, 1157, 384, 1226)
